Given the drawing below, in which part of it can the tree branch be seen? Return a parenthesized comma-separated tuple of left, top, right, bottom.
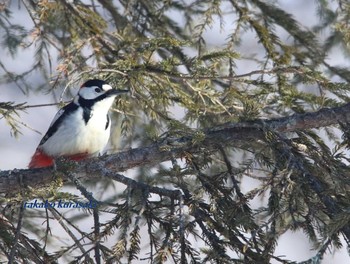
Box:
(1, 102, 350, 194)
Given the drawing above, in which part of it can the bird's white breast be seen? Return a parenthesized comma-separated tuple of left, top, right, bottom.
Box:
(41, 97, 115, 157)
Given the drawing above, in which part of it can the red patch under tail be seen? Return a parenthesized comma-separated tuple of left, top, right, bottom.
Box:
(29, 150, 89, 169)
(28, 149, 54, 169)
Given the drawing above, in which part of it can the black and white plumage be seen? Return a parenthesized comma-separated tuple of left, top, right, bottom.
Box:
(29, 79, 128, 168)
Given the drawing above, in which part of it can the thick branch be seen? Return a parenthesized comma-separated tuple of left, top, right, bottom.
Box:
(1, 102, 350, 194)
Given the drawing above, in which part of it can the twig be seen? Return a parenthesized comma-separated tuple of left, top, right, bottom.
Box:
(67, 173, 101, 264)
(49, 208, 87, 255)
(178, 192, 186, 263)
(42, 208, 51, 254)
(145, 65, 305, 81)
(93, 208, 101, 264)
(18, 102, 63, 109)
(8, 202, 25, 263)
(103, 170, 183, 199)
(0, 61, 26, 94)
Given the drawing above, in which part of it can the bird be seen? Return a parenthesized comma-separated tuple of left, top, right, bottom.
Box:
(28, 79, 128, 169)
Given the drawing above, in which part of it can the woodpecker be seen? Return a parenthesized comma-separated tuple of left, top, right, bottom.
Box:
(28, 79, 128, 169)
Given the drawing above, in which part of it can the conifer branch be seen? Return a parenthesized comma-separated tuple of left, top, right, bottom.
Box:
(1, 102, 349, 193)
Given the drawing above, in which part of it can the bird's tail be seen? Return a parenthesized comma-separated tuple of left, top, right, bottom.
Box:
(28, 149, 54, 169)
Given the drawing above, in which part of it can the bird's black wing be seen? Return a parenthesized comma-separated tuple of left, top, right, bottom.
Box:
(39, 102, 79, 146)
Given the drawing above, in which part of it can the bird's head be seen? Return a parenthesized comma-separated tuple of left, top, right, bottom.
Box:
(74, 79, 128, 111)
(78, 79, 128, 100)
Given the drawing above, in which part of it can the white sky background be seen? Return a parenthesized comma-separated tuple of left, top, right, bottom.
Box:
(1, 0, 349, 263)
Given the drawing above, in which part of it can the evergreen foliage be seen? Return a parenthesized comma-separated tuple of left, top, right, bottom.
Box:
(1, 0, 350, 263)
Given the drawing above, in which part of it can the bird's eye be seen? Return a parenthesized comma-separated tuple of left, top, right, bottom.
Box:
(95, 88, 102, 93)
